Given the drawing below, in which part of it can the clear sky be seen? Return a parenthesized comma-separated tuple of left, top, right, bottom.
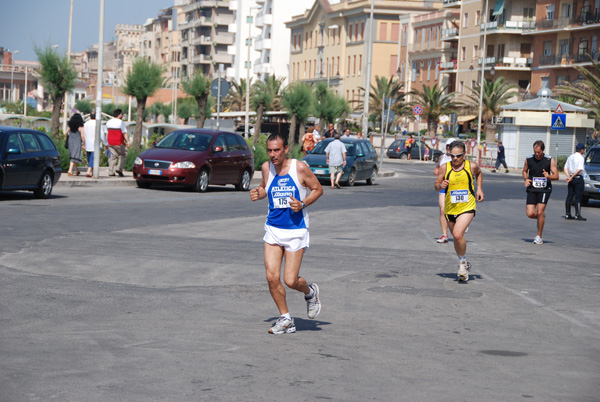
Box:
(0, 0, 174, 62)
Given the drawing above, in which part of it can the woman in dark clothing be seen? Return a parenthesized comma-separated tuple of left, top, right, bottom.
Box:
(67, 113, 86, 176)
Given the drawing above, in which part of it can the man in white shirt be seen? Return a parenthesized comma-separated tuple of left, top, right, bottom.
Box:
(564, 143, 587, 221)
(325, 133, 346, 189)
(313, 124, 321, 143)
(83, 112, 97, 177)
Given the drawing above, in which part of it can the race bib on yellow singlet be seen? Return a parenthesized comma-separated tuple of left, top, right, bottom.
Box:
(532, 177, 547, 188)
(450, 189, 469, 204)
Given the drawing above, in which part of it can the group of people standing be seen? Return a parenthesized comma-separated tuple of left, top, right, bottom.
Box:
(66, 109, 131, 177)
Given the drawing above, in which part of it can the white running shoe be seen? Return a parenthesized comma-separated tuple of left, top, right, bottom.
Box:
(269, 316, 296, 334)
(533, 236, 543, 245)
(306, 283, 321, 319)
(436, 235, 449, 243)
(458, 261, 469, 282)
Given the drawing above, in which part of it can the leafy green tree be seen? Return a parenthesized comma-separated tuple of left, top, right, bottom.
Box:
(75, 99, 94, 114)
(555, 57, 600, 122)
(34, 44, 77, 138)
(177, 97, 198, 125)
(264, 75, 285, 111)
(148, 102, 172, 122)
(251, 79, 275, 145)
(410, 84, 455, 136)
(122, 58, 164, 148)
(312, 83, 350, 130)
(461, 77, 517, 142)
(181, 71, 211, 128)
(282, 82, 313, 149)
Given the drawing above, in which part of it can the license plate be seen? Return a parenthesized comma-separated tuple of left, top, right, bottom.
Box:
(314, 169, 326, 175)
(148, 169, 162, 175)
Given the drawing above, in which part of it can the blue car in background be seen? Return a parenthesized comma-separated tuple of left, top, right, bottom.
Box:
(302, 137, 378, 186)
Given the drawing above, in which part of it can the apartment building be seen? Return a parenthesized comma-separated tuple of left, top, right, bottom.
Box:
(399, 9, 460, 97)
(524, 0, 600, 93)
(286, 0, 441, 108)
(227, 0, 262, 82)
(140, 5, 185, 84)
(179, 0, 235, 78)
(115, 24, 144, 85)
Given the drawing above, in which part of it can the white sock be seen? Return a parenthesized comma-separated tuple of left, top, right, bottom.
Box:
(459, 255, 466, 262)
(281, 313, 291, 320)
(305, 288, 315, 299)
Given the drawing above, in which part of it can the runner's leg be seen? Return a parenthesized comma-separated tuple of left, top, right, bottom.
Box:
(449, 213, 475, 257)
(282, 248, 310, 296)
(536, 203, 547, 237)
(264, 243, 289, 315)
(438, 193, 448, 238)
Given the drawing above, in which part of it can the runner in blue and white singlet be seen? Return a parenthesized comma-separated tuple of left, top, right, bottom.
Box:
(265, 159, 308, 230)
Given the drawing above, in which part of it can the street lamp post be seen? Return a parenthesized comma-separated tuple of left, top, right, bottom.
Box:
(62, 0, 74, 136)
(476, 0, 490, 164)
(10, 50, 19, 103)
(245, 5, 261, 139)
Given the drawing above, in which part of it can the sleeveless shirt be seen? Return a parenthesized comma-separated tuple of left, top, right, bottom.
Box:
(526, 154, 552, 193)
(265, 159, 308, 229)
(444, 160, 477, 215)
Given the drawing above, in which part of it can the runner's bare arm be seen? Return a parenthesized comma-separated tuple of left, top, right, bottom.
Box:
(522, 159, 531, 187)
(547, 157, 560, 180)
(472, 162, 485, 202)
(250, 161, 269, 201)
(289, 161, 323, 212)
(434, 163, 448, 191)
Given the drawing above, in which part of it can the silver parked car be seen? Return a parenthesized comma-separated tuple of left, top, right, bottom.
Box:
(582, 144, 600, 204)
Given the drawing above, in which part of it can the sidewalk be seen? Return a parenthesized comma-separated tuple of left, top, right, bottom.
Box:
(57, 166, 396, 188)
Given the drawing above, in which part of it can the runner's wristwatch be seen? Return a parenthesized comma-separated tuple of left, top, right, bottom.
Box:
(301, 202, 306, 209)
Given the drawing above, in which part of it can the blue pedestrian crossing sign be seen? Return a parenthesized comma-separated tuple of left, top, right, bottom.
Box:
(551, 113, 566, 130)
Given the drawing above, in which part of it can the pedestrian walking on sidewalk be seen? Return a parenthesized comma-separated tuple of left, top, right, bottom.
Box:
(564, 143, 587, 221)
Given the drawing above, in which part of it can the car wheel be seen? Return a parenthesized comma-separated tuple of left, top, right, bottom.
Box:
(345, 168, 356, 186)
(581, 196, 589, 205)
(433, 154, 440, 163)
(235, 169, 251, 191)
(194, 169, 209, 192)
(33, 171, 53, 199)
(399, 153, 408, 160)
(136, 180, 152, 189)
(366, 167, 377, 185)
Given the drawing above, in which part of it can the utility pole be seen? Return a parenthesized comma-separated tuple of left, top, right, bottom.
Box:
(362, 0, 375, 137)
(62, 0, 74, 135)
(93, 0, 105, 179)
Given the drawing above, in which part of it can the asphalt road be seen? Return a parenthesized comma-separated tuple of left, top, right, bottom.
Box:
(1, 160, 599, 401)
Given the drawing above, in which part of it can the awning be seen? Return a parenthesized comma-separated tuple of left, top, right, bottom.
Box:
(457, 115, 477, 123)
(493, 0, 504, 16)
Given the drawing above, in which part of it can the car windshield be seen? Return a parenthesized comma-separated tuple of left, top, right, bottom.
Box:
(156, 132, 212, 151)
(585, 149, 600, 164)
(311, 139, 355, 156)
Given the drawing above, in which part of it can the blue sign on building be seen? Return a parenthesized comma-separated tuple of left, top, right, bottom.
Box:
(551, 113, 566, 130)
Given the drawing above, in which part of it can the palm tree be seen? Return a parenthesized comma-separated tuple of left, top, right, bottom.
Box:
(263, 75, 286, 111)
(313, 82, 329, 130)
(410, 84, 455, 136)
(555, 58, 600, 120)
(34, 45, 77, 138)
(282, 82, 313, 149)
(181, 70, 211, 128)
(223, 78, 251, 112)
(122, 58, 164, 148)
(461, 77, 518, 142)
(357, 75, 409, 131)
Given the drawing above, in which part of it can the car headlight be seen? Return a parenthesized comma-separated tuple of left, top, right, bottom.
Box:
(171, 161, 196, 169)
(134, 157, 142, 165)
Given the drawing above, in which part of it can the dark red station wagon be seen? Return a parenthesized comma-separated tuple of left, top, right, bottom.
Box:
(133, 129, 254, 192)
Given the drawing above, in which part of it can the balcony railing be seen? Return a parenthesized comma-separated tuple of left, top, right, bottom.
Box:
(440, 60, 457, 70)
(482, 19, 536, 31)
(530, 11, 600, 31)
(442, 27, 458, 40)
(442, 0, 461, 7)
(539, 52, 600, 66)
(497, 57, 532, 68)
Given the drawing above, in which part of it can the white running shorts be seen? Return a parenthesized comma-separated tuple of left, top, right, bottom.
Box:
(264, 224, 309, 252)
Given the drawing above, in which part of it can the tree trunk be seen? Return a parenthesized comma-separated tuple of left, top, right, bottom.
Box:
(299, 122, 306, 138)
(319, 118, 325, 133)
(196, 96, 207, 128)
(132, 98, 146, 149)
(50, 95, 63, 139)
(253, 104, 264, 146)
(289, 114, 297, 151)
(485, 120, 496, 142)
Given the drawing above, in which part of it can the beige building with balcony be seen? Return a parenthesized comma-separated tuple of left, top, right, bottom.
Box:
(115, 24, 144, 85)
(286, 0, 440, 110)
(179, 0, 235, 78)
